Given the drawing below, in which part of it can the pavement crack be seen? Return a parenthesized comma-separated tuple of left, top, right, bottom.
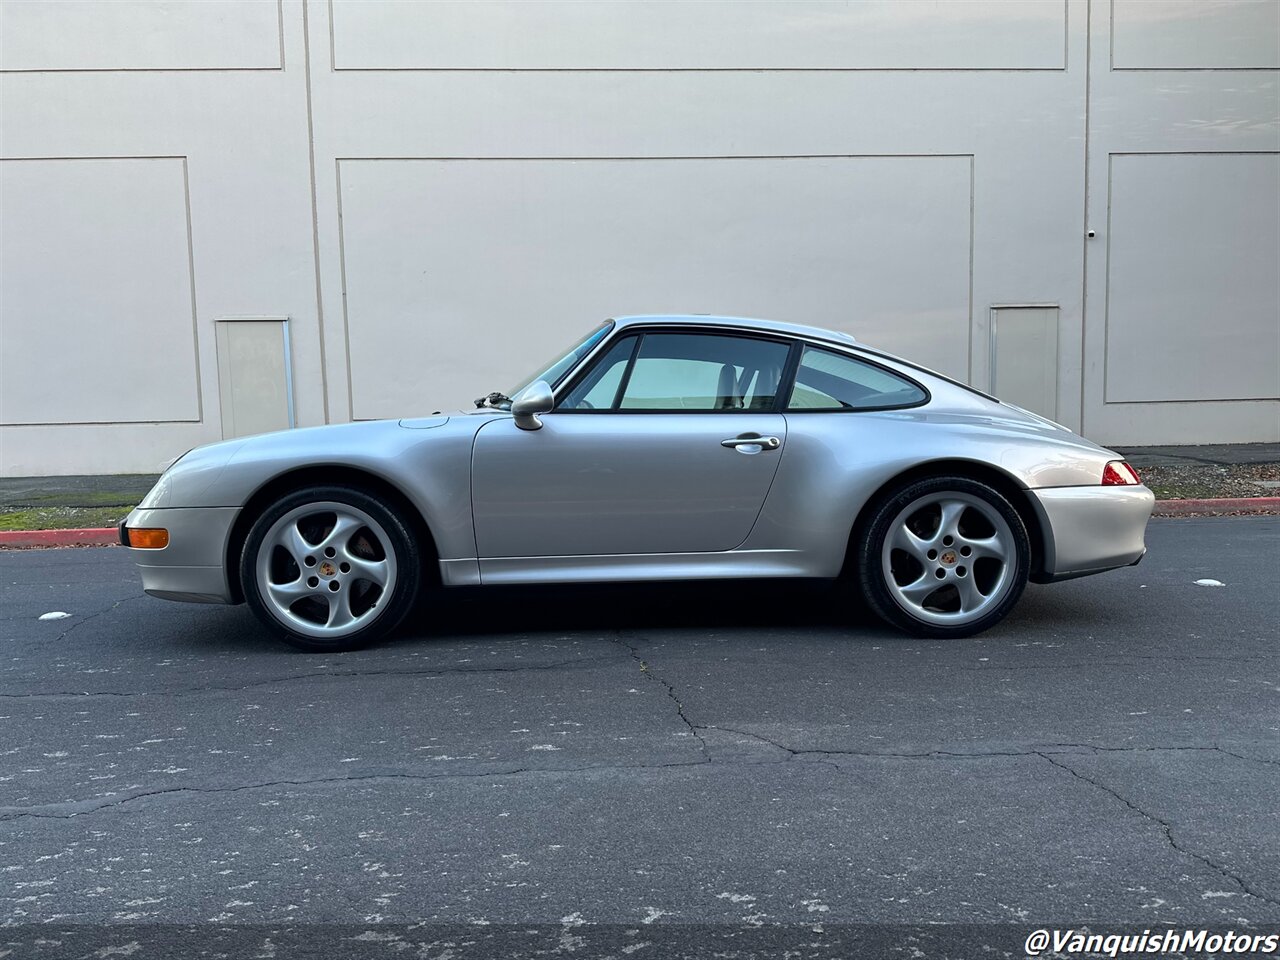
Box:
(702, 725, 1058, 762)
(1036, 743, 1280, 770)
(700, 724, 801, 755)
(0, 655, 623, 700)
(1036, 751, 1280, 909)
(45, 594, 145, 644)
(1213, 746, 1280, 768)
(612, 632, 710, 759)
(1030, 742, 1272, 761)
(699, 728, 1280, 766)
(0, 758, 731, 823)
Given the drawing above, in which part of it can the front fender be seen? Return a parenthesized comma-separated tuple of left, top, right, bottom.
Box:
(139, 417, 487, 562)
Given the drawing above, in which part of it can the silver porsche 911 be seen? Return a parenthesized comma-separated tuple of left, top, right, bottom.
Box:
(123, 315, 1154, 651)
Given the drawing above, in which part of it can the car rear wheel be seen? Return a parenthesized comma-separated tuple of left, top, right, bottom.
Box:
(241, 485, 422, 652)
(858, 476, 1030, 638)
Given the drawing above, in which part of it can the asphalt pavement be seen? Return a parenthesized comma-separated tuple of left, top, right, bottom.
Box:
(1, 517, 1277, 959)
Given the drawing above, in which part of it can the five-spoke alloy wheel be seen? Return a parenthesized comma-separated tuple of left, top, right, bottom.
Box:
(241, 485, 421, 651)
(858, 476, 1030, 638)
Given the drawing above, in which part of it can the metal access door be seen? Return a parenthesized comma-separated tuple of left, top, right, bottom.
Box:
(990, 305, 1059, 420)
(214, 316, 295, 439)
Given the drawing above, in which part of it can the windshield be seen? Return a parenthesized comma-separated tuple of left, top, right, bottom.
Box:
(508, 321, 614, 400)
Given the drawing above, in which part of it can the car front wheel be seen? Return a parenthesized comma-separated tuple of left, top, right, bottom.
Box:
(241, 485, 422, 651)
(858, 476, 1030, 638)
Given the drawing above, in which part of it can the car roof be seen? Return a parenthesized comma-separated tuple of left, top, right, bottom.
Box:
(610, 314, 858, 346)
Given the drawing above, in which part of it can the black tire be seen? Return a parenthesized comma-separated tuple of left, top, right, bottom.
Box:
(240, 484, 423, 652)
(857, 475, 1030, 638)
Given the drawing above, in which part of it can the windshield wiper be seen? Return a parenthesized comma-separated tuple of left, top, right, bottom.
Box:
(474, 391, 512, 410)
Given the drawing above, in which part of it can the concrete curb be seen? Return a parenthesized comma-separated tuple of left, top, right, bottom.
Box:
(0, 528, 119, 549)
(1, 497, 1277, 548)
(1152, 497, 1280, 517)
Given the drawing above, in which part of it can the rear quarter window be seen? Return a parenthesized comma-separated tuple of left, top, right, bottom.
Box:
(787, 345, 927, 411)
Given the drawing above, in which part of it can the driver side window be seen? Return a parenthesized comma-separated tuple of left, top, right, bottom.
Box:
(560, 332, 790, 412)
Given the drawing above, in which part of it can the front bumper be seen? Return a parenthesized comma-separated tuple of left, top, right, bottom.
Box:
(122, 506, 241, 604)
(1029, 485, 1155, 582)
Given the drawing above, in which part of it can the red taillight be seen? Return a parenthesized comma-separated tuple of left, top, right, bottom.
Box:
(1102, 460, 1141, 486)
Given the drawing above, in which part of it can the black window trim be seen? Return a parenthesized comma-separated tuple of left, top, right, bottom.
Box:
(849, 343, 992, 404)
(523, 319, 616, 395)
(550, 323, 932, 415)
(608, 334, 643, 409)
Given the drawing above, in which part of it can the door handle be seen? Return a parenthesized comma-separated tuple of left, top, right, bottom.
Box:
(721, 435, 781, 450)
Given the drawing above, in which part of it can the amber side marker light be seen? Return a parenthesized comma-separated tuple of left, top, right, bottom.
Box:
(1102, 460, 1141, 486)
(126, 528, 169, 549)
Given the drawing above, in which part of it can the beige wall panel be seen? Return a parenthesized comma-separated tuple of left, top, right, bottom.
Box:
(331, 0, 1067, 71)
(0, 157, 201, 425)
(0, 422, 218, 477)
(1112, 0, 1280, 70)
(337, 156, 972, 421)
(2, 0, 1274, 469)
(1082, 0, 1280, 444)
(0, 0, 323, 475)
(1104, 153, 1280, 404)
(0, 0, 283, 72)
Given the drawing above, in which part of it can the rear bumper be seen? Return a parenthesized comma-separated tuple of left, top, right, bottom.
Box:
(122, 506, 240, 604)
(1029, 485, 1155, 582)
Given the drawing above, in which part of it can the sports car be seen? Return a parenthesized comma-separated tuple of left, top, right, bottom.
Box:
(122, 315, 1154, 651)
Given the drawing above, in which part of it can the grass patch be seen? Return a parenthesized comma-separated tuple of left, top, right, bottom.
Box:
(13, 490, 143, 507)
(0, 506, 132, 531)
(1142, 478, 1224, 500)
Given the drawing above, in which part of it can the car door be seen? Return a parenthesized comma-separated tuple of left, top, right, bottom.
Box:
(471, 329, 793, 558)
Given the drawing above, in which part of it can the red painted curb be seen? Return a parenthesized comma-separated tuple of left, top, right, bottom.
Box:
(0, 528, 119, 549)
(1153, 497, 1280, 517)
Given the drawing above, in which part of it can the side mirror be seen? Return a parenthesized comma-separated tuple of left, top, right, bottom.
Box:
(511, 380, 554, 431)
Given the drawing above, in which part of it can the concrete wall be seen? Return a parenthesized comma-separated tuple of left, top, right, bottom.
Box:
(1, 0, 1277, 475)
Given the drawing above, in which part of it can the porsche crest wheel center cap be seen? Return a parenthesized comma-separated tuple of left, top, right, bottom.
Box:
(940, 550, 958, 566)
(318, 560, 337, 578)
